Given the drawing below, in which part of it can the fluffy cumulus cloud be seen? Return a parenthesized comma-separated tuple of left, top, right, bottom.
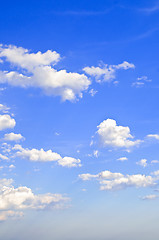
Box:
(0, 114, 16, 131)
(0, 178, 69, 221)
(14, 145, 62, 162)
(0, 44, 60, 70)
(4, 132, 24, 141)
(12, 145, 81, 167)
(97, 118, 141, 149)
(0, 45, 91, 101)
(58, 157, 81, 168)
(79, 170, 155, 191)
(83, 61, 135, 83)
(0, 153, 8, 160)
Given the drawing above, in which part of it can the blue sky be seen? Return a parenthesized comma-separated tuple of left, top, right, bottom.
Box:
(0, 0, 159, 239)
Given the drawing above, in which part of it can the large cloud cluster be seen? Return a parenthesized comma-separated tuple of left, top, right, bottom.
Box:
(79, 170, 155, 190)
(0, 178, 69, 221)
(0, 45, 91, 101)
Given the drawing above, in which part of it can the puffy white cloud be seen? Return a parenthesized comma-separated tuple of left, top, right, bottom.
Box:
(0, 45, 60, 71)
(79, 173, 98, 181)
(0, 153, 8, 160)
(79, 170, 155, 191)
(0, 178, 69, 221)
(0, 114, 16, 131)
(83, 61, 135, 83)
(117, 157, 128, 161)
(4, 132, 24, 141)
(12, 145, 81, 168)
(147, 134, 159, 140)
(8, 164, 15, 169)
(100, 174, 154, 190)
(136, 159, 148, 168)
(99, 170, 123, 179)
(58, 157, 81, 168)
(97, 118, 141, 149)
(0, 45, 91, 101)
(14, 145, 62, 162)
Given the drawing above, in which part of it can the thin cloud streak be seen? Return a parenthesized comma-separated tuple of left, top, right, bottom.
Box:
(49, 8, 113, 16)
(139, 4, 159, 14)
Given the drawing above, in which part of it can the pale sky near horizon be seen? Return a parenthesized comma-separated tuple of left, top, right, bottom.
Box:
(0, 0, 159, 239)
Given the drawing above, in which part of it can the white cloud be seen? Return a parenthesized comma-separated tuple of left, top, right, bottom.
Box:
(79, 173, 98, 181)
(117, 157, 128, 161)
(0, 178, 13, 188)
(152, 170, 159, 176)
(14, 145, 62, 162)
(137, 76, 151, 82)
(0, 114, 16, 131)
(151, 160, 159, 164)
(136, 159, 148, 168)
(0, 104, 10, 113)
(147, 134, 159, 140)
(0, 153, 8, 160)
(93, 150, 99, 158)
(97, 118, 141, 149)
(8, 164, 15, 169)
(142, 194, 159, 200)
(0, 45, 91, 101)
(0, 178, 69, 220)
(55, 132, 60, 136)
(0, 44, 60, 71)
(83, 61, 135, 83)
(132, 76, 152, 87)
(58, 157, 81, 168)
(79, 170, 155, 191)
(132, 81, 145, 87)
(4, 132, 24, 142)
(12, 145, 81, 168)
(89, 89, 98, 97)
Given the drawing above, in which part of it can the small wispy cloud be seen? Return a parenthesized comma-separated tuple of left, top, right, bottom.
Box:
(132, 76, 152, 88)
(139, 4, 159, 14)
(142, 194, 159, 200)
(50, 9, 112, 16)
(136, 159, 148, 168)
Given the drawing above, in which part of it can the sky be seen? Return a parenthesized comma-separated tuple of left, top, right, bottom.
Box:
(0, 0, 159, 239)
